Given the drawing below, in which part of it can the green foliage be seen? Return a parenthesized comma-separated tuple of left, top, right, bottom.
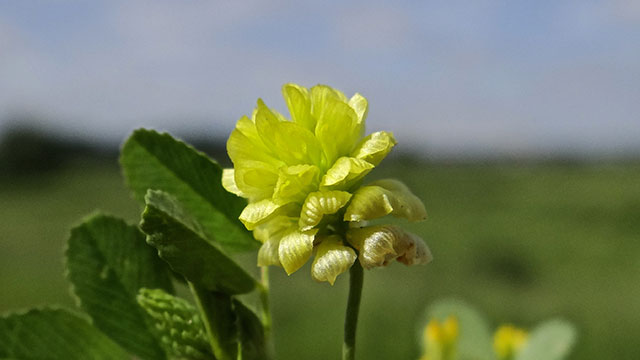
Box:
(1, 124, 587, 360)
(3, 162, 638, 360)
(518, 320, 576, 360)
(120, 128, 258, 253)
(0, 308, 128, 359)
(66, 214, 173, 359)
(0, 129, 269, 359)
(141, 189, 256, 295)
(137, 288, 213, 360)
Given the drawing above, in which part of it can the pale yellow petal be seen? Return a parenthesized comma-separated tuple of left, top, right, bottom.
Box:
(233, 161, 279, 201)
(313, 93, 362, 165)
(311, 85, 347, 121)
(311, 235, 356, 285)
(348, 93, 368, 124)
(320, 157, 374, 191)
(350, 131, 397, 166)
(255, 100, 324, 167)
(395, 232, 432, 266)
(254, 217, 296, 267)
(343, 186, 393, 222)
(282, 83, 315, 131)
(272, 164, 321, 205)
(257, 236, 282, 267)
(278, 228, 318, 275)
(346, 225, 432, 269)
(239, 199, 284, 230)
(252, 216, 297, 243)
(299, 190, 352, 231)
(371, 179, 427, 221)
(221, 168, 244, 197)
(227, 115, 282, 166)
(344, 179, 427, 222)
(346, 225, 400, 269)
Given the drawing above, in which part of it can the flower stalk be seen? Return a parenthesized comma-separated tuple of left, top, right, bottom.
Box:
(343, 260, 364, 360)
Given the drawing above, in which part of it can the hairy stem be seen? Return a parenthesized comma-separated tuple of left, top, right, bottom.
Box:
(342, 261, 364, 360)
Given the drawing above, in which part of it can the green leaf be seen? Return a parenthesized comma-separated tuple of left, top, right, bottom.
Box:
(425, 299, 494, 360)
(66, 214, 173, 360)
(234, 300, 267, 360)
(141, 190, 257, 295)
(0, 308, 129, 359)
(137, 288, 213, 360)
(121, 128, 258, 252)
(517, 320, 576, 360)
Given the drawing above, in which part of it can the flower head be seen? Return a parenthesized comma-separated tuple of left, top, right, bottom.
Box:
(493, 324, 528, 360)
(223, 83, 431, 284)
(420, 316, 459, 360)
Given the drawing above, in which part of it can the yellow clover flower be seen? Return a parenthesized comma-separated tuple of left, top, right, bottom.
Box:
(493, 325, 528, 360)
(420, 316, 459, 360)
(223, 83, 431, 284)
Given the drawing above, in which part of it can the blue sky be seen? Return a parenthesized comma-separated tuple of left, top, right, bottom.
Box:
(1, 1, 639, 156)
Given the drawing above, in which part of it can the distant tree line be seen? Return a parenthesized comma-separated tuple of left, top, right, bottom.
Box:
(0, 124, 231, 179)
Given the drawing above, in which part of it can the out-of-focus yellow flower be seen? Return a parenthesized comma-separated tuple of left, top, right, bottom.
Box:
(224, 83, 431, 283)
(420, 316, 459, 360)
(493, 324, 528, 360)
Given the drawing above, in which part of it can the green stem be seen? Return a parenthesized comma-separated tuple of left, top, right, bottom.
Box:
(259, 266, 275, 358)
(259, 266, 272, 336)
(342, 261, 364, 360)
(188, 282, 236, 360)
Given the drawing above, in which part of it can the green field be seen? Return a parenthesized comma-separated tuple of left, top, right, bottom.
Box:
(1, 160, 639, 359)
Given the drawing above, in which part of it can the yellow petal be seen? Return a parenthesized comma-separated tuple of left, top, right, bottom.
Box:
(239, 199, 286, 230)
(351, 131, 397, 166)
(311, 235, 356, 285)
(272, 164, 321, 205)
(344, 186, 393, 221)
(371, 179, 427, 221)
(313, 93, 362, 165)
(320, 157, 374, 191)
(278, 228, 318, 275)
(344, 179, 427, 222)
(346, 225, 431, 269)
(253, 216, 297, 243)
(258, 236, 282, 267)
(227, 115, 282, 166)
(233, 161, 279, 201)
(348, 93, 368, 124)
(299, 190, 352, 231)
(255, 99, 324, 167)
(253, 99, 283, 151)
(311, 86, 347, 121)
(282, 83, 315, 131)
(222, 168, 244, 197)
(254, 217, 297, 267)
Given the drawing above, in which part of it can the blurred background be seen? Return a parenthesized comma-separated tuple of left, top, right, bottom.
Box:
(1, 1, 639, 359)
